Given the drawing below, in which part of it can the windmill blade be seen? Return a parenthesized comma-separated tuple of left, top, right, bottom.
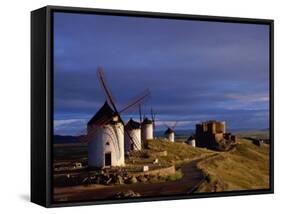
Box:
(117, 89, 151, 152)
(163, 122, 170, 129)
(124, 122, 142, 151)
(97, 67, 149, 154)
(151, 107, 156, 129)
(139, 104, 142, 123)
(171, 121, 178, 130)
(82, 113, 124, 159)
(119, 89, 151, 114)
(97, 67, 139, 152)
(79, 114, 114, 143)
(82, 114, 124, 160)
(97, 67, 117, 110)
(123, 121, 139, 152)
(150, 108, 153, 120)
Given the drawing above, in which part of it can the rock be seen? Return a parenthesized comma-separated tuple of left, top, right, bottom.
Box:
(137, 175, 148, 183)
(106, 177, 112, 185)
(115, 175, 124, 185)
(128, 176, 138, 184)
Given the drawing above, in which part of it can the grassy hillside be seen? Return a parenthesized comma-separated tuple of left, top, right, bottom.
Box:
(127, 139, 216, 167)
(53, 136, 270, 193)
(130, 138, 270, 193)
(233, 130, 269, 140)
(196, 139, 270, 192)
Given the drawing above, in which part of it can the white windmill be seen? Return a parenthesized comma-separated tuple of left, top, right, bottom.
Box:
(125, 118, 141, 153)
(87, 67, 150, 168)
(164, 121, 178, 142)
(187, 135, 196, 147)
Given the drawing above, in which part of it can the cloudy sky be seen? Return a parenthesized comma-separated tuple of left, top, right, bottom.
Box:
(53, 12, 270, 135)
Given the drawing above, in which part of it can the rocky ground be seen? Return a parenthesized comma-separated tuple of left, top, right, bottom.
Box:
(53, 158, 206, 202)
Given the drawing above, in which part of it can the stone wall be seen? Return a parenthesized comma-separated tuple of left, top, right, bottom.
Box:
(130, 165, 176, 177)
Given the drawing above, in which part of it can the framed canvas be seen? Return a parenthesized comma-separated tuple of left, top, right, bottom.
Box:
(31, 5, 274, 207)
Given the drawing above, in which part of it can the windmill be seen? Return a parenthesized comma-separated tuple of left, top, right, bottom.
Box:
(164, 121, 178, 142)
(87, 67, 150, 168)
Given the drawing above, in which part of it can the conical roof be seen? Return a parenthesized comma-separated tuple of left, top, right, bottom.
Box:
(87, 101, 116, 126)
(125, 118, 140, 130)
(142, 117, 153, 124)
(165, 127, 174, 134)
(188, 135, 195, 141)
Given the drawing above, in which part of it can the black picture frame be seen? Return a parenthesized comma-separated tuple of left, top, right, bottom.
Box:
(31, 5, 274, 208)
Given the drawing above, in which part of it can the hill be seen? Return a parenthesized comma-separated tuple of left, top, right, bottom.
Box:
(132, 138, 270, 193)
(53, 134, 270, 194)
(196, 138, 270, 192)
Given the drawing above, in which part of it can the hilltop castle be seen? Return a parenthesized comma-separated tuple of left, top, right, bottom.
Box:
(195, 120, 236, 150)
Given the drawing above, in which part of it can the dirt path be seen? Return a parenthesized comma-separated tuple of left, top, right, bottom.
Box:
(54, 159, 207, 202)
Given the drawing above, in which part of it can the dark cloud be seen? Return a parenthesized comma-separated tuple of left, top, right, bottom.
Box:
(53, 12, 270, 135)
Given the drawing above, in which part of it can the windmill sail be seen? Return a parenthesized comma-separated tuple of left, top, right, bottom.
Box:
(96, 67, 150, 152)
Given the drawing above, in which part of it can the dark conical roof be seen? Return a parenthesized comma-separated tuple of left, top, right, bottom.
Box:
(142, 117, 153, 124)
(188, 135, 195, 141)
(165, 127, 174, 134)
(125, 118, 140, 130)
(87, 101, 116, 126)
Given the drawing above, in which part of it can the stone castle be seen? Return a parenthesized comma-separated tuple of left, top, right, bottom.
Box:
(195, 120, 236, 150)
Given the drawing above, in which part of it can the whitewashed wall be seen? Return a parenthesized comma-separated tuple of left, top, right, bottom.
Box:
(141, 123, 153, 143)
(125, 129, 141, 152)
(88, 123, 124, 168)
(167, 132, 175, 142)
(188, 139, 196, 147)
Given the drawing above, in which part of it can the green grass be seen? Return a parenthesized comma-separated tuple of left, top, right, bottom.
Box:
(145, 169, 183, 183)
(53, 135, 270, 192)
(167, 169, 183, 181)
(196, 139, 270, 192)
(137, 139, 216, 166)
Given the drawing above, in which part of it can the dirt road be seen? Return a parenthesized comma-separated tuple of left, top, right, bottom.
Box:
(54, 159, 206, 202)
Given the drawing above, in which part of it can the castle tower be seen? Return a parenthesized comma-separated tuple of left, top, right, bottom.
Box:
(87, 102, 125, 168)
(216, 121, 226, 133)
(207, 121, 216, 134)
(125, 118, 141, 152)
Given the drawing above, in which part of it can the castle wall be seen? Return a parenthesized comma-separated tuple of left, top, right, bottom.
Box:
(195, 120, 235, 150)
(214, 133, 224, 143)
(207, 122, 216, 134)
(216, 121, 226, 133)
(196, 124, 203, 136)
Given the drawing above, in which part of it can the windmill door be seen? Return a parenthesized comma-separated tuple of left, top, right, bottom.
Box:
(105, 152, 111, 166)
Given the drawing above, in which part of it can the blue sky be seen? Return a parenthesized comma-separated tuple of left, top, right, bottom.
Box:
(53, 12, 270, 135)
